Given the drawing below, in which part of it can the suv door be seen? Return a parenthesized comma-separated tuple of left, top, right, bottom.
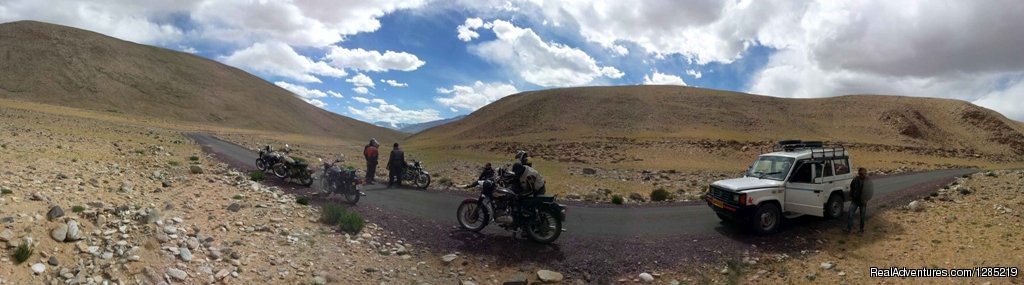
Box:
(785, 160, 826, 216)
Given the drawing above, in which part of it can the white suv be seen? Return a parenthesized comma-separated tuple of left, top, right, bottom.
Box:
(705, 140, 854, 234)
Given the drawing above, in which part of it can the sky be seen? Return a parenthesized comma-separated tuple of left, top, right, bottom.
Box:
(1, 0, 1023, 125)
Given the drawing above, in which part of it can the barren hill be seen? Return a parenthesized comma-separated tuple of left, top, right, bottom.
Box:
(0, 20, 401, 142)
(411, 85, 1024, 156)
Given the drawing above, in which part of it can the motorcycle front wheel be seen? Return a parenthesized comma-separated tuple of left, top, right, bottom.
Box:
(457, 201, 488, 232)
(256, 158, 268, 171)
(298, 172, 313, 187)
(415, 173, 431, 189)
(272, 163, 288, 178)
(525, 208, 563, 244)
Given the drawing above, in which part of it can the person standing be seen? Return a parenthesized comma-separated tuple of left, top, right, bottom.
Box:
(363, 139, 379, 184)
(386, 142, 406, 188)
(847, 167, 870, 234)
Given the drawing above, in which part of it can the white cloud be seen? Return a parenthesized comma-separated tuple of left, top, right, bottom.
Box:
(435, 81, 519, 111)
(380, 79, 408, 87)
(177, 45, 198, 54)
(346, 73, 375, 88)
(469, 20, 623, 87)
(0, 0, 192, 44)
(371, 98, 388, 105)
(0, 0, 425, 48)
(305, 98, 327, 108)
(326, 47, 425, 72)
(353, 96, 371, 104)
(347, 102, 441, 124)
(457, 17, 484, 41)
(352, 87, 370, 94)
(222, 41, 346, 83)
(191, 0, 426, 47)
(273, 81, 344, 99)
(642, 71, 686, 86)
(686, 69, 702, 79)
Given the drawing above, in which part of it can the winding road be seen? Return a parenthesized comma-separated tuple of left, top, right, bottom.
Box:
(188, 133, 976, 237)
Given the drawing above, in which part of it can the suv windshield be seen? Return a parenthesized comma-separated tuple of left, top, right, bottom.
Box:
(746, 156, 795, 181)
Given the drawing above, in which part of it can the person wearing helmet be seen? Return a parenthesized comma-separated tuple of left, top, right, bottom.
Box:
(363, 139, 379, 185)
(508, 150, 531, 194)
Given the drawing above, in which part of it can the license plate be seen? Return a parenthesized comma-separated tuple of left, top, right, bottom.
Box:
(711, 198, 724, 208)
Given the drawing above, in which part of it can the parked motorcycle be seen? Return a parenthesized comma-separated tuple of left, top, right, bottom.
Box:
(401, 160, 431, 189)
(456, 177, 566, 244)
(255, 145, 282, 172)
(272, 155, 313, 187)
(314, 158, 362, 204)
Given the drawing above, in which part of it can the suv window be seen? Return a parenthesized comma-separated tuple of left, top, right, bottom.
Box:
(822, 160, 834, 177)
(790, 162, 814, 183)
(833, 159, 850, 175)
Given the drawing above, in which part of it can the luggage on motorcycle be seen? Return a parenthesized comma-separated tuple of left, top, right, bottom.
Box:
(518, 166, 545, 194)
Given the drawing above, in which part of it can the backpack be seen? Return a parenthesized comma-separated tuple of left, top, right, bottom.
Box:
(518, 166, 546, 194)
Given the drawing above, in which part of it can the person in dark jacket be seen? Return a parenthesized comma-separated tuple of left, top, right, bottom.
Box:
(847, 167, 868, 234)
(363, 139, 379, 184)
(463, 163, 496, 189)
(386, 143, 405, 188)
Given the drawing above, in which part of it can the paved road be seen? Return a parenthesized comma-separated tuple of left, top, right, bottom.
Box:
(188, 133, 977, 237)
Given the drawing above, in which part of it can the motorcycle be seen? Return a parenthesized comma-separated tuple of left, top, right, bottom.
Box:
(314, 158, 362, 204)
(271, 155, 313, 187)
(456, 171, 566, 244)
(255, 146, 282, 172)
(401, 160, 431, 189)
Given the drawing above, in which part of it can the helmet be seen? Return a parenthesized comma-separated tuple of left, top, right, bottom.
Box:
(369, 138, 378, 146)
(515, 150, 528, 163)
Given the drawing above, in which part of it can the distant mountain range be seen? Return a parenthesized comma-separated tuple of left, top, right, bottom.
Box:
(375, 115, 467, 133)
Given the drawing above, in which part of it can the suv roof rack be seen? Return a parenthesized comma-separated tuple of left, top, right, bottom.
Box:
(765, 140, 847, 160)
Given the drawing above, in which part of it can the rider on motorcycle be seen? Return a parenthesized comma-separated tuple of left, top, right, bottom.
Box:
(462, 163, 496, 189)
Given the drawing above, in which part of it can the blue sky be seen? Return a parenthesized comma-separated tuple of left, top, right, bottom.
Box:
(1, 0, 1022, 123)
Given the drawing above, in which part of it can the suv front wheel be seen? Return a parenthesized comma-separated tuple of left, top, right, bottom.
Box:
(751, 203, 781, 234)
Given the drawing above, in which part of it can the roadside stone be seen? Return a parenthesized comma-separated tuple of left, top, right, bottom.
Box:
(47, 256, 58, 266)
(47, 206, 64, 221)
(163, 225, 178, 235)
(442, 254, 458, 264)
(629, 192, 646, 202)
(537, 270, 563, 283)
(820, 262, 834, 270)
(190, 165, 204, 174)
(0, 229, 12, 242)
(167, 268, 188, 281)
(638, 272, 654, 282)
(227, 203, 242, 212)
(503, 273, 529, 285)
(908, 200, 924, 212)
(582, 168, 597, 175)
(215, 269, 231, 280)
(119, 181, 134, 193)
(50, 224, 69, 242)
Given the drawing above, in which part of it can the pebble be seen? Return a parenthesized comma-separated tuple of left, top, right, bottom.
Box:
(442, 254, 458, 264)
(167, 268, 188, 281)
(820, 262, 834, 270)
(638, 272, 655, 282)
(180, 247, 193, 262)
(163, 225, 178, 235)
(66, 220, 82, 241)
(50, 224, 69, 242)
(47, 206, 64, 221)
(47, 256, 58, 266)
(31, 263, 45, 274)
(537, 270, 564, 283)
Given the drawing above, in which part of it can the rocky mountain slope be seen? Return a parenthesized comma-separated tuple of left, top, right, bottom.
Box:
(411, 85, 1024, 156)
(0, 20, 401, 142)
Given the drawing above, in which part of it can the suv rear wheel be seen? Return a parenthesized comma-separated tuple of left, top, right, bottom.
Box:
(824, 193, 844, 219)
(751, 203, 781, 234)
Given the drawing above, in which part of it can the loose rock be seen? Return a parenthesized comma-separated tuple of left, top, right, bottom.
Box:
(47, 206, 64, 221)
(537, 270, 564, 283)
(167, 268, 188, 281)
(50, 224, 68, 242)
(638, 272, 655, 282)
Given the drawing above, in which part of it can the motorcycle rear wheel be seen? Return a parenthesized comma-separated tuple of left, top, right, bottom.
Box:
(525, 208, 562, 244)
(457, 201, 488, 232)
(343, 185, 360, 204)
(272, 163, 288, 178)
(299, 173, 313, 187)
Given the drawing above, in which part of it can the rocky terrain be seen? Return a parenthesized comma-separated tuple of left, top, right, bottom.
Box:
(0, 103, 576, 284)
